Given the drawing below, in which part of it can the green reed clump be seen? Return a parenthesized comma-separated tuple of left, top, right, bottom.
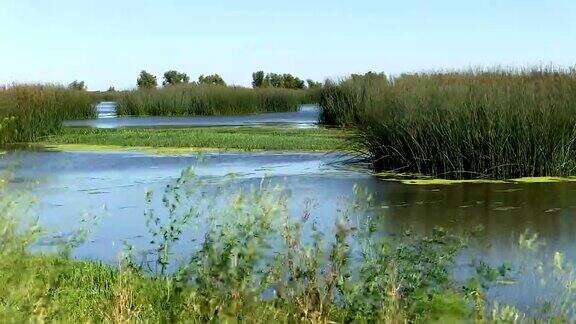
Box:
(116, 84, 312, 116)
(320, 67, 576, 179)
(0, 84, 94, 144)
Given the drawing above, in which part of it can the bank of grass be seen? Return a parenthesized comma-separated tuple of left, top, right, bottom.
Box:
(320, 67, 576, 179)
(117, 84, 313, 116)
(0, 85, 94, 144)
(40, 126, 349, 152)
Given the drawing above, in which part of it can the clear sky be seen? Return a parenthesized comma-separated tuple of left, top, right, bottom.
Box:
(1, 0, 574, 90)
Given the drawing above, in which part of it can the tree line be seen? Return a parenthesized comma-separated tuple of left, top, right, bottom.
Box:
(65, 70, 323, 91)
(136, 70, 322, 90)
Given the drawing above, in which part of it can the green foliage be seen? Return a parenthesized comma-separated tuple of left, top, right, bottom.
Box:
(252, 70, 265, 88)
(87, 90, 122, 102)
(162, 70, 190, 86)
(306, 79, 322, 88)
(280, 73, 305, 89)
(67, 80, 87, 91)
(0, 84, 94, 144)
(253, 71, 307, 89)
(116, 83, 310, 116)
(320, 67, 576, 179)
(136, 70, 157, 89)
(42, 126, 349, 151)
(198, 74, 226, 86)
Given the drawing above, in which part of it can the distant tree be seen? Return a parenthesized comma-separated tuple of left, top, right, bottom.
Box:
(107, 86, 116, 92)
(256, 71, 308, 89)
(252, 71, 265, 88)
(282, 74, 305, 89)
(137, 70, 157, 89)
(68, 80, 87, 91)
(162, 70, 190, 86)
(351, 71, 387, 82)
(306, 79, 322, 89)
(266, 73, 283, 88)
(198, 74, 226, 86)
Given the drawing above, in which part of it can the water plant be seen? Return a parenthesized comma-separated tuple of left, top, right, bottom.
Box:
(41, 126, 349, 152)
(0, 84, 94, 144)
(116, 83, 311, 116)
(320, 67, 576, 179)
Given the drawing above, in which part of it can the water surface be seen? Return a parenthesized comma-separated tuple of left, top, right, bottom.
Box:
(2, 149, 576, 313)
(66, 103, 319, 128)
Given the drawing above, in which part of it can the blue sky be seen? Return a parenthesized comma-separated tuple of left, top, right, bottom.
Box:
(1, 0, 574, 90)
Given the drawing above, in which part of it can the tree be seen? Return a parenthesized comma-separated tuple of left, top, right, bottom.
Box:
(137, 70, 157, 89)
(258, 72, 306, 89)
(306, 79, 322, 89)
(68, 80, 86, 91)
(252, 71, 265, 88)
(107, 86, 116, 92)
(162, 70, 190, 86)
(198, 74, 226, 86)
(282, 74, 305, 89)
(266, 73, 283, 88)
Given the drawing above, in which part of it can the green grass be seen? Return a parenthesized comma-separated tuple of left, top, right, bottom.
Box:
(40, 126, 349, 151)
(117, 84, 314, 116)
(0, 85, 95, 144)
(320, 67, 576, 179)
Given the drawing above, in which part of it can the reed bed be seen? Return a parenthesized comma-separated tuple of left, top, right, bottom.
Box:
(320, 67, 576, 179)
(116, 84, 312, 116)
(0, 85, 94, 144)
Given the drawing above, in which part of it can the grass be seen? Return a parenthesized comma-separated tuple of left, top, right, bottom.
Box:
(0, 84, 95, 144)
(39, 126, 349, 152)
(117, 84, 313, 116)
(319, 67, 576, 179)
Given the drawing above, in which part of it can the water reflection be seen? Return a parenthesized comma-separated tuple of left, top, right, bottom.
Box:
(65, 103, 319, 128)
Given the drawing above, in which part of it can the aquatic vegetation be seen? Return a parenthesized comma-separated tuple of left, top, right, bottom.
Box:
(87, 90, 123, 103)
(41, 126, 349, 152)
(376, 174, 576, 185)
(0, 84, 94, 144)
(116, 83, 312, 116)
(320, 67, 576, 179)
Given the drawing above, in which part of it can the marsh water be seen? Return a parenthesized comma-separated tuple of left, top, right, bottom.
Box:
(3, 103, 576, 314)
(64, 102, 319, 128)
(2, 148, 576, 312)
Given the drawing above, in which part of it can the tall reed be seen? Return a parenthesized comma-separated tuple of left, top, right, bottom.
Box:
(0, 84, 94, 144)
(116, 84, 311, 116)
(320, 67, 576, 179)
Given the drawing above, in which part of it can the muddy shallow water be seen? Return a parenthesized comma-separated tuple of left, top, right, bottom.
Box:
(64, 103, 319, 128)
(2, 149, 576, 313)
